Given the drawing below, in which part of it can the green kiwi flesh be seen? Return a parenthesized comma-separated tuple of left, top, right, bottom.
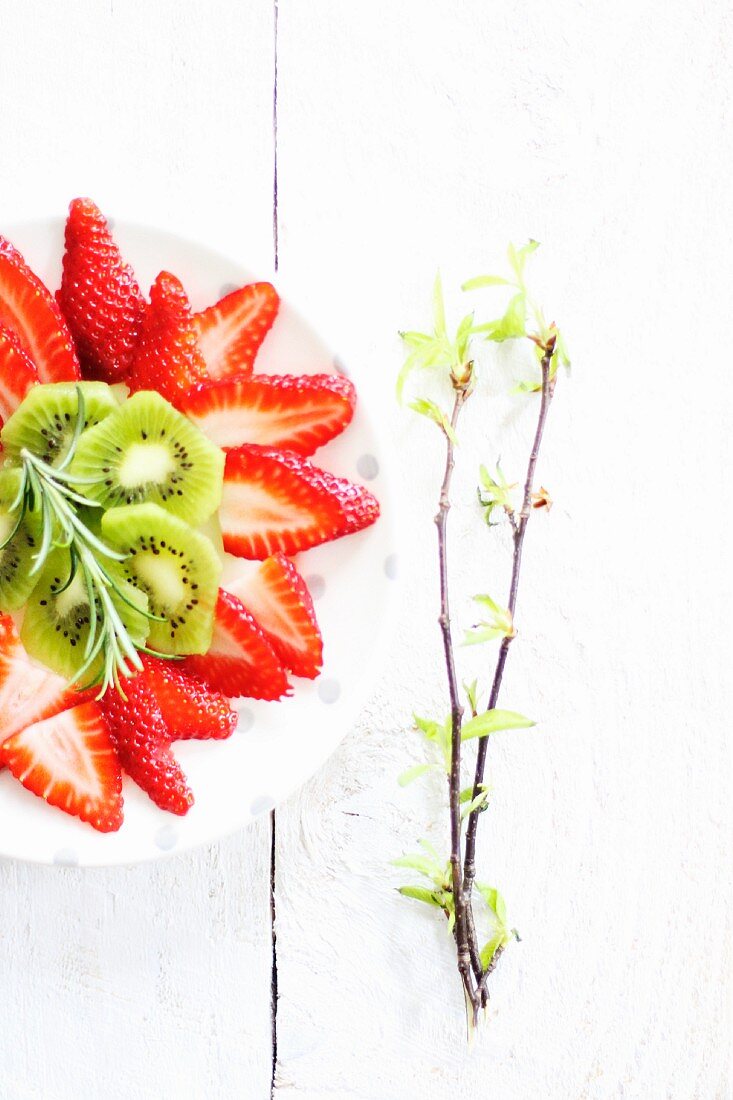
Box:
(101, 502, 221, 655)
(0, 468, 41, 611)
(1, 382, 118, 466)
(70, 390, 224, 527)
(21, 548, 150, 681)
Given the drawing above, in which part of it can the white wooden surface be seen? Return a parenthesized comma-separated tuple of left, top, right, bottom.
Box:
(0, 2, 729, 1098)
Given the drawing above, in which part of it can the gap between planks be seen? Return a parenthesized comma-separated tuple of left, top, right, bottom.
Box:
(270, 2, 280, 1097)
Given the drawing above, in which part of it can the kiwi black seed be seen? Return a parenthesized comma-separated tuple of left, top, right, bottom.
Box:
(0, 468, 42, 611)
(1, 381, 118, 466)
(21, 548, 150, 682)
(70, 390, 225, 527)
(101, 501, 221, 655)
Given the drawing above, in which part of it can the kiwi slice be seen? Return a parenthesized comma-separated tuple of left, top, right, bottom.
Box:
(1, 382, 118, 466)
(69, 390, 224, 526)
(101, 502, 221, 655)
(21, 548, 150, 681)
(0, 468, 41, 611)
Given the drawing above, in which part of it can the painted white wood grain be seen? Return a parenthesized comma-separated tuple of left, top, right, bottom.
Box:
(0, 2, 276, 1097)
(0, 0, 729, 1097)
(273, 1, 730, 1096)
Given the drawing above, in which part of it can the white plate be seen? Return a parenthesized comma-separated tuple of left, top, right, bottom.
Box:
(0, 218, 397, 867)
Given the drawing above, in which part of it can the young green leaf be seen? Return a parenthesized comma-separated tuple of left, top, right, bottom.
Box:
(459, 782, 489, 804)
(432, 271, 447, 339)
(462, 274, 514, 291)
(507, 239, 540, 284)
(460, 789, 490, 819)
(477, 462, 515, 525)
(472, 292, 527, 342)
(463, 678, 480, 712)
(392, 853, 443, 880)
(397, 762, 438, 787)
(462, 593, 514, 646)
(480, 931, 509, 971)
(475, 883, 508, 925)
(398, 885, 443, 908)
(409, 398, 459, 445)
(461, 709, 535, 741)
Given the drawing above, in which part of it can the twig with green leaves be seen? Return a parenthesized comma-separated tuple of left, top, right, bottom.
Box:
(394, 241, 568, 1030)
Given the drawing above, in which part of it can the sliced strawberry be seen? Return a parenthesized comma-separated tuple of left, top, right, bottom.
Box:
(194, 282, 279, 380)
(57, 197, 146, 382)
(0, 615, 86, 743)
(127, 271, 207, 406)
(0, 701, 123, 832)
(219, 445, 380, 559)
(182, 589, 290, 700)
(180, 373, 355, 455)
(225, 555, 323, 678)
(138, 654, 237, 740)
(0, 324, 38, 424)
(0, 236, 80, 382)
(100, 673, 193, 816)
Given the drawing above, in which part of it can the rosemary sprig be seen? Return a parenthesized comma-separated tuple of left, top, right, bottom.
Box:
(0, 387, 165, 699)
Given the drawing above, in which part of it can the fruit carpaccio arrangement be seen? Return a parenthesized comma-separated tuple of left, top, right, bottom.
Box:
(0, 198, 379, 833)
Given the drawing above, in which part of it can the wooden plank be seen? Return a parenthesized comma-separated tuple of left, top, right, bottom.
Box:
(0, 2, 276, 1097)
(272, 1, 730, 1096)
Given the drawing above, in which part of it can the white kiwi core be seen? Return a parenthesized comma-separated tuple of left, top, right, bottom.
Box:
(133, 551, 185, 611)
(118, 442, 175, 488)
(54, 569, 89, 619)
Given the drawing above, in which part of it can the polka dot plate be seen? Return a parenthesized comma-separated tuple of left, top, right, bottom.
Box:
(0, 220, 397, 866)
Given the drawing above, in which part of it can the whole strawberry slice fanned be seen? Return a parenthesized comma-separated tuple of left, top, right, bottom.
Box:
(0, 236, 80, 382)
(0, 615, 87, 743)
(225, 554, 323, 679)
(0, 324, 39, 424)
(138, 654, 237, 741)
(57, 198, 146, 383)
(100, 673, 194, 816)
(194, 282, 279, 380)
(0, 701, 123, 832)
(182, 588, 291, 700)
(179, 373, 356, 456)
(219, 445, 380, 560)
(127, 271, 207, 406)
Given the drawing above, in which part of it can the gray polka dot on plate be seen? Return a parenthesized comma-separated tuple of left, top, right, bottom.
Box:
(155, 824, 178, 851)
(356, 454, 379, 481)
(219, 282, 239, 298)
(53, 847, 79, 867)
(318, 678, 341, 704)
(250, 795, 276, 816)
(384, 553, 398, 580)
(238, 708, 255, 733)
(304, 574, 326, 600)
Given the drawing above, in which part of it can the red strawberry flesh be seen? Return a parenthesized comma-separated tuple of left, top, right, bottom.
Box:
(57, 198, 146, 382)
(127, 271, 207, 406)
(182, 589, 290, 699)
(139, 655, 237, 741)
(0, 701, 123, 832)
(100, 673, 193, 816)
(219, 445, 379, 560)
(180, 372, 355, 455)
(0, 236, 80, 382)
(194, 282, 279, 379)
(0, 324, 39, 424)
(0, 615, 87, 744)
(225, 554, 323, 678)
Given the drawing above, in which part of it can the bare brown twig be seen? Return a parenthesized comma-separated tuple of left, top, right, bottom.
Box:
(462, 336, 557, 1003)
(434, 383, 480, 1020)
